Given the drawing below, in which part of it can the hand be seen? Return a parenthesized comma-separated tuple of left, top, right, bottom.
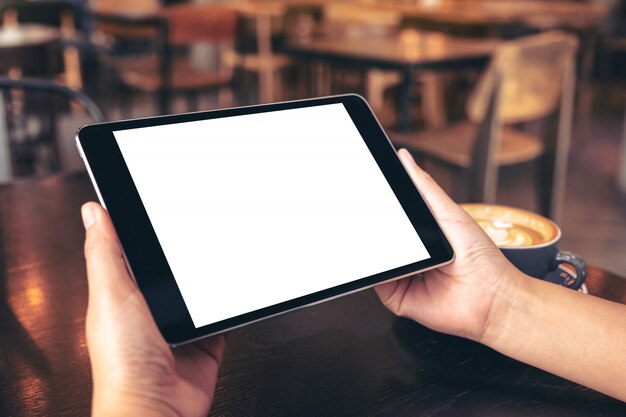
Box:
(82, 202, 225, 417)
(375, 149, 525, 343)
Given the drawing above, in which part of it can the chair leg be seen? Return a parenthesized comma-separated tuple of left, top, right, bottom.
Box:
(295, 61, 317, 98)
(482, 169, 498, 204)
(185, 91, 199, 112)
(366, 69, 400, 114)
(0, 93, 12, 181)
(450, 167, 470, 203)
(534, 155, 554, 218)
(617, 101, 626, 194)
(47, 93, 61, 172)
(118, 84, 133, 119)
(272, 66, 284, 102)
(467, 162, 498, 204)
(217, 87, 234, 109)
(157, 88, 171, 115)
(537, 107, 565, 221)
(313, 61, 331, 97)
(421, 72, 447, 129)
(416, 158, 465, 203)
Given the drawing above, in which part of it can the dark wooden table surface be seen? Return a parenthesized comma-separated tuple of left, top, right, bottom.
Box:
(1, 172, 625, 416)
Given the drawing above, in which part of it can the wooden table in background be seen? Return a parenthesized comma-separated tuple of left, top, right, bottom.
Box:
(0, 24, 60, 75)
(285, 31, 500, 131)
(356, 0, 610, 30)
(1, 172, 625, 416)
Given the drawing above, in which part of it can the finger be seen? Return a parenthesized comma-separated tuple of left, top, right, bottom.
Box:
(397, 149, 469, 222)
(398, 149, 497, 257)
(375, 275, 425, 318)
(198, 335, 226, 364)
(374, 280, 402, 313)
(190, 335, 226, 366)
(82, 202, 136, 303)
(173, 335, 226, 394)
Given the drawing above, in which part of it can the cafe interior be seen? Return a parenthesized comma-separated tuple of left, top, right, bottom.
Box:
(1, 0, 626, 415)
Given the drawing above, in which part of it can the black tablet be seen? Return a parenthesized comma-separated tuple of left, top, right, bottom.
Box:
(77, 94, 453, 345)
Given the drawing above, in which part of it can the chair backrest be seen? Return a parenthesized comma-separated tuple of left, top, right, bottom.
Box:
(0, 77, 106, 181)
(91, 0, 160, 15)
(465, 31, 578, 222)
(91, 0, 164, 42)
(93, 4, 237, 44)
(467, 30, 578, 125)
(163, 5, 237, 45)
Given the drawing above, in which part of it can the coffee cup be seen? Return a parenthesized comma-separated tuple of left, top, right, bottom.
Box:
(461, 203, 586, 290)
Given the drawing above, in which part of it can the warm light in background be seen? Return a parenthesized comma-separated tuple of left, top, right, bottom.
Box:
(26, 285, 44, 308)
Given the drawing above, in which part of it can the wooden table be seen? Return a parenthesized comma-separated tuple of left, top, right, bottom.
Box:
(1, 172, 625, 416)
(0, 24, 59, 68)
(285, 31, 500, 131)
(356, 0, 610, 31)
(221, 0, 610, 30)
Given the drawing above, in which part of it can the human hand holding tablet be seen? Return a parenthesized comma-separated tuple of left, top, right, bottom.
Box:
(77, 94, 453, 345)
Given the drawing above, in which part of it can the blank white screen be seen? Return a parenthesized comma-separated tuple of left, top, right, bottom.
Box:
(114, 103, 429, 328)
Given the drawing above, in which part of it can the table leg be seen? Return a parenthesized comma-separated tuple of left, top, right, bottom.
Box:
(0, 93, 12, 182)
(256, 14, 274, 103)
(617, 101, 626, 194)
(421, 72, 447, 129)
(313, 61, 330, 97)
(396, 69, 412, 132)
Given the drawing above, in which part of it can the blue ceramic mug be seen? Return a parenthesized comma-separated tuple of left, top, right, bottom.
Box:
(461, 204, 586, 290)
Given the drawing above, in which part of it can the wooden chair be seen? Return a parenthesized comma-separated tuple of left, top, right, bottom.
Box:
(0, 77, 105, 181)
(92, 3, 238, 115)
(391, 31, 578, 222)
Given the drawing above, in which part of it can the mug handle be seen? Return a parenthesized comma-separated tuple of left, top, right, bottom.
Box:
(543, 251, 587, 290)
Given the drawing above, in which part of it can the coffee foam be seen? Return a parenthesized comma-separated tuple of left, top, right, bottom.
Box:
(461, 204, 559, 248)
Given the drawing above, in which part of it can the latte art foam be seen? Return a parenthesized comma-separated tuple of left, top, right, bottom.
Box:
(461, 204, 559, 248)
(475, 219, 545, 247)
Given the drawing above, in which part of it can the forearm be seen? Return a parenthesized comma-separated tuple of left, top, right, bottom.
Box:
(483, 273, 626, 401)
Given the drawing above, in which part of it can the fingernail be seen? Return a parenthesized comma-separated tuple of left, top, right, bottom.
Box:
(399, 148, 417, 165)
(402, 148, 422, 171)
(81, 204, 96, 230)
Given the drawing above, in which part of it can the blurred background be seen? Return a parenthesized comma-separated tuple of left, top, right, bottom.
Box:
(1, 0, 625, 274)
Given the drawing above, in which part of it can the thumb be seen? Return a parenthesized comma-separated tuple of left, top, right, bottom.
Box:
(397, 148, 471, 224)
(82, 202, 136, 305)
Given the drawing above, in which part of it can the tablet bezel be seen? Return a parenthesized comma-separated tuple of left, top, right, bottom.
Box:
(77, 94, 454, 345)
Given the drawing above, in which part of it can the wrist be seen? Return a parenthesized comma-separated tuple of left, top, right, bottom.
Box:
(477, 265, 527, 348)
